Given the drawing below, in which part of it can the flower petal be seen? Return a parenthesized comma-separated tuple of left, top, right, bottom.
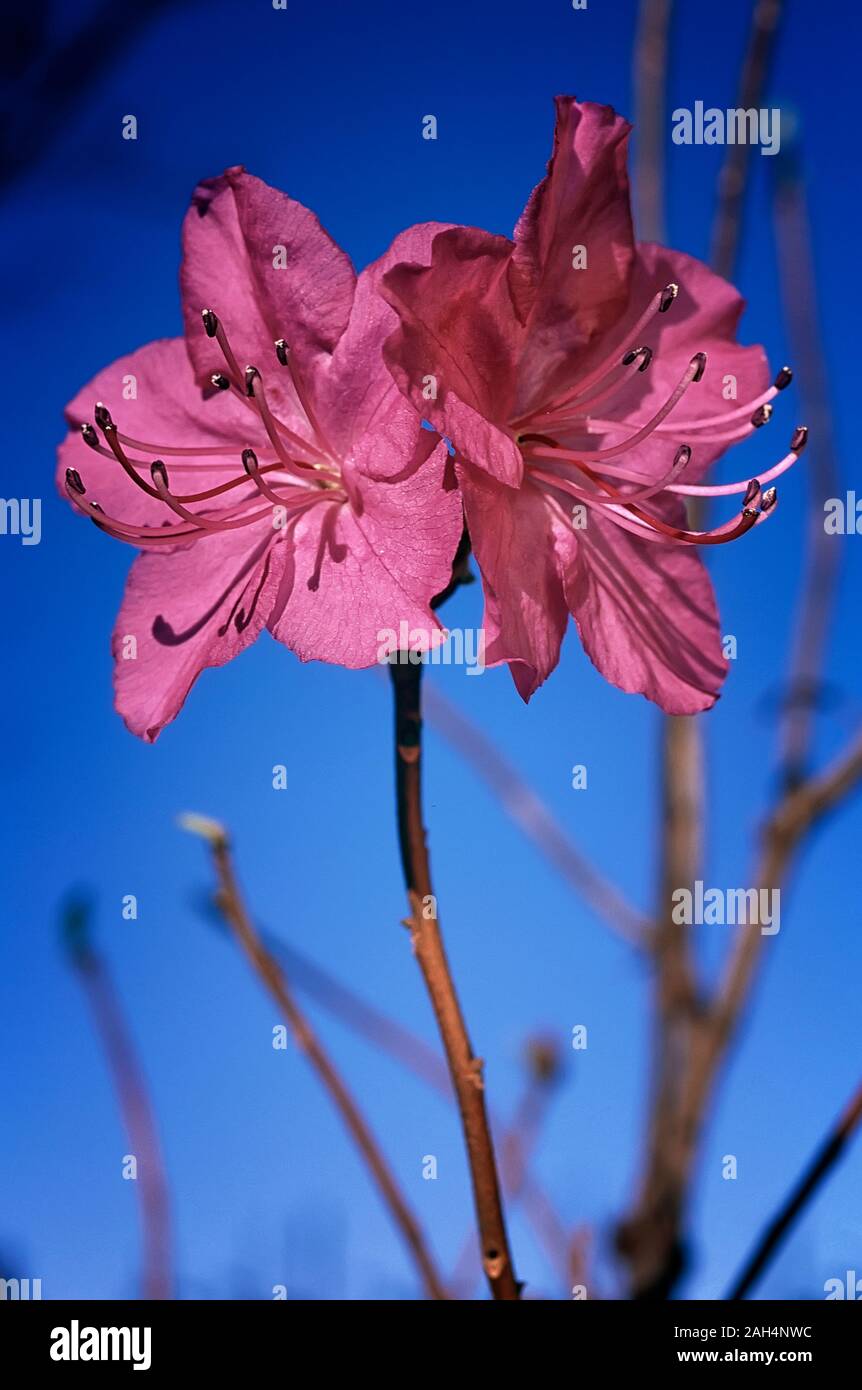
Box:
(181, 167, 356, 429)
(561, 498, 729, 713)
(381, 227, 525, 486)
(512, 97, 635, 417)
(112, 522, 280, 742)
(458, 465, 569, 699)
(268, 430, 460, 668)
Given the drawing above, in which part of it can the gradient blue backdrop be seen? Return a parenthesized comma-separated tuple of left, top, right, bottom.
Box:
(2, 0, 860, 1299)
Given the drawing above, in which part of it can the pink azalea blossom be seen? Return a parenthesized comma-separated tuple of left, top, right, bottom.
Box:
(381, 98, 806, 713)
(58, 168, 461, 741)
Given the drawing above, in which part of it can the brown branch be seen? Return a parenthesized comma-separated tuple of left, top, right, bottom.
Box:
(181, 816, 448, 1302)
(727, 1079, 862, 1299)
(423, 680, 648, 944)
(617, 0, 788, 1301)
(64, 900, 173, 1301)
(241, 920, 570, 1281)
(711, 0, 784, 280)
(773, 141, 842, 789)
(389, 660, 520, 1299)
(451, 1038, 563, 1294)
(633, 0, 673, 244)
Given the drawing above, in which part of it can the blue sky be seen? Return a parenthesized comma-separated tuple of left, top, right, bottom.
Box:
(2, 0, 860, 1300)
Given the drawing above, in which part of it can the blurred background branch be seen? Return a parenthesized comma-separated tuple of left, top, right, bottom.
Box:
(63, 896, 173, 1301)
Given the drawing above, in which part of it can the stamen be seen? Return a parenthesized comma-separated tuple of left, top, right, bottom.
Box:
(668, 428, 807, 497)
(525, 354, 706, 464)
(527, 283, 681, 422)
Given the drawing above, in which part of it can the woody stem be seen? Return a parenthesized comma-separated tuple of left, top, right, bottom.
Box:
(389, 658, 520, 1301)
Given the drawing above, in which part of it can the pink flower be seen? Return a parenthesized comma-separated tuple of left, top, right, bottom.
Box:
(381, 98, 805, 713)
(58, 168, 461, 741)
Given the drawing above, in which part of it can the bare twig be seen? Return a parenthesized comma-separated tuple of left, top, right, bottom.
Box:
(389, 660, 520, 1299)
(423, 680, 648, 943)
(773, 139, 842, 789)
(633, 0, 673, 244)
(727, 1079, 862, 1299)
(64, 899, 173, 1301)
(711, 0, 785, 280)
(451, 1038, 563, 1294)
(181, 815, 448, 1302)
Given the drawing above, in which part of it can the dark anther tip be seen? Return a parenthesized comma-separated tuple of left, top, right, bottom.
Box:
(201, 308, 218, 337)
(244, 365, 260, 397)
(774, 366, 793, 391)
(691, 352, 707, 383)
(622, 347, 639, 366)
(66, 468, 86, 494)
(660, 283, 679, 312)
(761, 487, 778, 512)
(210, 373, 230, 391)
(150, 459, 169, 487)
(94, 403, 114, 432)
(791, 425, 808, 453)
(744, 478, 761, 507)
(751, 403, 773, 428)
(674, 444, 692, 466)
(241, 448, 258, 474)
(274, 338, 289, 366)
(80, 423, 99, 448)
(638, 346, 653, 372)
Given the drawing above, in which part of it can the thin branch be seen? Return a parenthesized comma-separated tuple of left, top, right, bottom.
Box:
(773, 139, 842, 789)
(63, 899, 173, 1301)
(423, 680, 648, 944)
(727, 1079, 862, 1300)
(633, 0, 673, 244)
(181, 815, 448, 1302)
(451, 1038, 563, 1294)
(711, 0, 784, 280)
(389, 660, 520, 1299)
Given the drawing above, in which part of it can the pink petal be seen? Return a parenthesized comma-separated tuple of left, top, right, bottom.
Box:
(512, 97, 635, 418)
(458, 464, 569, 699)
(112, 521, 280, 742)
(381, 227, 525, 486)
(560, 497, 729, 713)
(317, 222, 455, 455)
(59, 338, 268, 529)
(268, 430, 460, 668)
(181, 167, 356, 430)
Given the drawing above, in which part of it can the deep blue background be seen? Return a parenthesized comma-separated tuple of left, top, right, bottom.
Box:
(2, 0, 860, 1299)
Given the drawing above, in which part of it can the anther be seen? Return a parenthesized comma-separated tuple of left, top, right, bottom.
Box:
(622, 345, 653, 372)
(94, 402, 115, 433)
(659, 283, 679, 313)
(241, 447, 258, 475)
(245, 365, 260, 397)
(80, 422, 99, 448)
(202, 309, 218, 338)
(744, 478, 761, 507)
(150, 460, 170, 488)
(751, 403, 773, 428)
(774, 366, 793, 391)
(691, 352, 707, 383)
(210, 372, 230, 391)
(761, 487, 778, 512)
(66, 468, 86, 494)
(791, 425, 808, 453)
(274, 338, 289, 366)
(674, 444, 692, 468)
